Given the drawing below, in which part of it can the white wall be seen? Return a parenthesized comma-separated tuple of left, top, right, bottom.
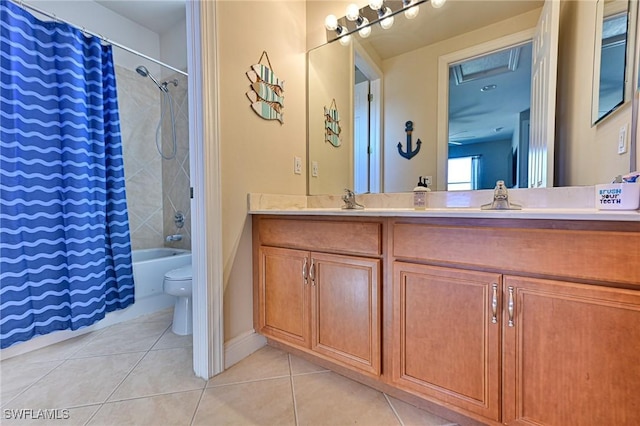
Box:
(27, 1, 162, 75)
(160, 18, 188, 75)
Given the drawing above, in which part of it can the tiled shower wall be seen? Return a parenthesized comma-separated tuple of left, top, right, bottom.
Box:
(117, 66, 190, 251)
(117, 66, 165, 250)
(161, 72, 191, 251)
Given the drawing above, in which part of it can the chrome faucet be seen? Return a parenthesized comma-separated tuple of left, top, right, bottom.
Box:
(166, 234, 183, 242)
(342, 189, 364, 210)
(481, 180, 522, 210)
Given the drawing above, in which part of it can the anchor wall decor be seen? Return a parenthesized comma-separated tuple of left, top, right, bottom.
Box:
(397, 121, 421, 160)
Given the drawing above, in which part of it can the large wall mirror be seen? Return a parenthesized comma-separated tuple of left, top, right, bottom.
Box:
(307, 0, 639, 195)
(592, 0, 635, 124)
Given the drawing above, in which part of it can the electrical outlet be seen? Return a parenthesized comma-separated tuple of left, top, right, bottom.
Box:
(423, 176, 432, 186)
(618, 125, 628, 155)
(294, 156, 302, 175)
(312, 161, 319, 177)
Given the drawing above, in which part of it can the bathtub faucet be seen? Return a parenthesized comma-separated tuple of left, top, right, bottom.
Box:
(166, 234, 183, 242)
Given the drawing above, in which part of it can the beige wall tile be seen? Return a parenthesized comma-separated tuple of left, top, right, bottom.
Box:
(116, 65, 164, 250)
(161, 71, 191, 251)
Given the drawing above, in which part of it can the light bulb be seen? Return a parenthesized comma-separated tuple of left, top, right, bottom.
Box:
(358, 17, 371, 38)
(336, 25, 351, 45)
(339, 34, 352, 45)
(325, 14, 338, 31)
(404, 4, 419, 19)
(369, 0, 384, 11)
(380, 7, 394, 29)
(346, 3, 360, 21)
(431, 0, 446, 8)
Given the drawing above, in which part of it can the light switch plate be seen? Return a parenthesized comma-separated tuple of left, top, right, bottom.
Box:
(294, 156, 302, 175)
(312, 161, 319, 177)
(618, 125, 628, 155)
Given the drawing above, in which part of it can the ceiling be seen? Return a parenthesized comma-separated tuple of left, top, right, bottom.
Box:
(361, 0, 542, 60)
(94, 0, 185, 35)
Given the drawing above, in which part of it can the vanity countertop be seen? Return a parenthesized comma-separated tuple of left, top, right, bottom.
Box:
(247, 191, 640, 221)
(248, 206, 640, 221)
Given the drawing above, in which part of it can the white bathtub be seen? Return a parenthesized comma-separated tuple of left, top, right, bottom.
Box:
(132, 248, 192, 299)
(1, 248, 192, 360)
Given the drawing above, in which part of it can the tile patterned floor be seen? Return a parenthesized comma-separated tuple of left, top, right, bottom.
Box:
(1, 309, 458, 425)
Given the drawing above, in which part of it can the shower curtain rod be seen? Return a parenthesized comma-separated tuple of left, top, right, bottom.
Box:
(10, 0, 188, 77)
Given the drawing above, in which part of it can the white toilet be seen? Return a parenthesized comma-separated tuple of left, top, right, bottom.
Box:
(163, 264, 193, 335)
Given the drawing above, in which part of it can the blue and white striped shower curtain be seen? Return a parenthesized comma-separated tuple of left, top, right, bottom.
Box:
(0, 0, 134, 349)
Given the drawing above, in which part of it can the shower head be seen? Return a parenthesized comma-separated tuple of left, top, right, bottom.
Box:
(135, 65, 167, 92)
(135, 65, 149, 77)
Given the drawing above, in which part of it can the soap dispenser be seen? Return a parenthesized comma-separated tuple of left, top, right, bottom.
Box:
(413, 177, 431, 210)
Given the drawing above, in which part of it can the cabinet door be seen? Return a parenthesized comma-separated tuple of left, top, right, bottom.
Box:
(503, 276, 640, 425)
(258, 246, 310, 347)
(392, 262, 502, 421)
(311, 252, 381, 376)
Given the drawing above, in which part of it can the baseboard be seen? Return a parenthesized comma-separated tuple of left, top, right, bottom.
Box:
(224, 329, 266, 369)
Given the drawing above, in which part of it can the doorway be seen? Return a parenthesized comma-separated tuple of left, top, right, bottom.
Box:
(353, 48, 382, 194)
(447, 42, 533, 190)
(437, 0, 559, 190)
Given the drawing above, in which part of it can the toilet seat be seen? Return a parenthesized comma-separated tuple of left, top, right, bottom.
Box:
(164, 265, 192, 282)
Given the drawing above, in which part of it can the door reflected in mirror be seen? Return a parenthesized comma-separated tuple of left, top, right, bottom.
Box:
(447, 42, 533, 190)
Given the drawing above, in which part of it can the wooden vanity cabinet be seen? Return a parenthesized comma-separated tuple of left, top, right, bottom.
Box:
(254, 217, 382, 376)
(391, 220, 640, 425)
(392, 263, 502, 421)
(502, 276, 640, 426)
(258, 246, 310, 347)
(254, 215, 640, 425)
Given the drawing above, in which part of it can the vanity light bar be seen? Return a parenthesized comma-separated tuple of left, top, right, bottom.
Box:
(324, 0, 445, 43)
